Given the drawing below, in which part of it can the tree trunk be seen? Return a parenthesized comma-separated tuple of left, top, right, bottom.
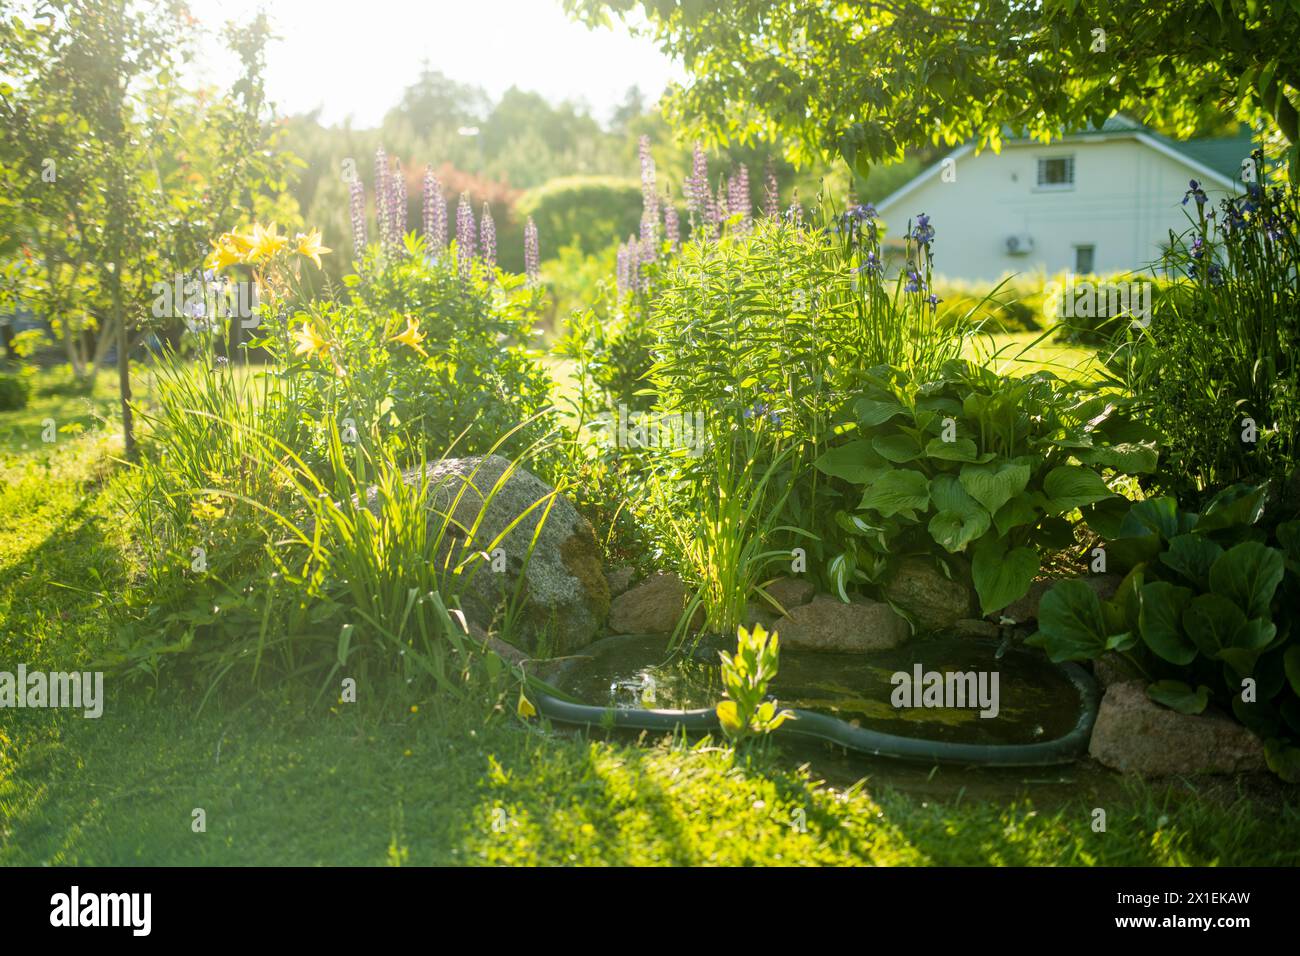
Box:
(112, 265, 135, 462)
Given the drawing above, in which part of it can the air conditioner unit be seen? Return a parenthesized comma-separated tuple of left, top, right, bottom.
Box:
(1005, 234, 1035, 256)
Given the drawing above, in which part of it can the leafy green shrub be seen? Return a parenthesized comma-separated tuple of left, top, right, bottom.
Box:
(516, 176, 644, 257)
(1048, 271, 1176, 345)
(0, 372, 31, 410)
(715, 623, 794, 744)
(813, 360, 1158, 615)
(1111, 167, 1300, 499)
(1029, 482, 1300, 780)
(932, 275, 1043, 333)
(253, 237, 556, 466)
(640, 207, 992, 622)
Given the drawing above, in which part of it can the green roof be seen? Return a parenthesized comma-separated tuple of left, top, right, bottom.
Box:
(1005, 115, 1257, 182)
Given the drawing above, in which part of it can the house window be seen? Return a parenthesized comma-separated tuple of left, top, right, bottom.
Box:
(1075, 244, 1096, 274)
(1037, 156, 1075, 189)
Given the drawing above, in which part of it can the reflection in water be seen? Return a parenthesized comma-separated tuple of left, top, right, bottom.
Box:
(558, 635, 1081, 747)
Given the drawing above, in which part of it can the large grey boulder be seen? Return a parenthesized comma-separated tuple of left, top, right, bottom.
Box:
(370, 455, 608, 656)
(1088, 680, 1266, 776)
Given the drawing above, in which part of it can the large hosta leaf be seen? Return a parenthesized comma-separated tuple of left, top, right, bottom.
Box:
(959, 461, 1031, 516)
(1138, 580, 1196, 665)
(1034, 578, 1113, 661)
(1074, 441, 1159, 474)
(854, 395, 908, 427)
(1042, 465, 1114, 514)
(815, 439, 890, 485)
(993, 492, 1040, 536)
(924, 436, 986, 462)
(927, 474, 991, 553)
(971, 536, 1039, 616)
(1208, 541, 1285, 619)
(858, 469, 930, 517)
(872, 433, 924, 463)
(1118, 496, 1196, 539)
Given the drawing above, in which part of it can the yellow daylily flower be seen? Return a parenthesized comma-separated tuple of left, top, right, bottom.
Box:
(205, 237, 245, 271)
(226, 230, 255, 254)
(292, 321, 330, 360)
(247, 222, 287, 263)
(389, 315, 428, 356)
(293, 228, 331, 269)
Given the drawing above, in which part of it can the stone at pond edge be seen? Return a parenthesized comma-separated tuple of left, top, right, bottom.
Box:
(605, 566, 635, 598)
(951, 618, 1001, 640)
(1001, 573, 1120, 623)
(760, 576, 815, 612)
(374, 455, 608, 656)
(882, 557, 974, 631)
(775, 594, 910, 654)
(1091, 652, 1140, 690)
(1088, 680, 1266, 776)
(608, 571, 697, 635)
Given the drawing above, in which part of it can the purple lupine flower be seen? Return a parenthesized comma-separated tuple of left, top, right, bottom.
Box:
(374, 147, 390, 250)
(349, 176, 367, 256)
(763, 158, 779, 219)
(639, 135, 659, 254)
(456, 192, 476, 279)
(727, 165, 751, 233)
(615, 238, 631, 296)
(423, 166, 447, 252)
(637, 231, 656, 290)
(388, 160, 407, 253)
(479, 203, 497, 273)
(663, 200, 679, 251)
(524, 217, 540, 284)
(684, 143, 709, 220)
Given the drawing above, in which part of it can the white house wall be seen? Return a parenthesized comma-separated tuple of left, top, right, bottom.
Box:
(877, 137, 1243, 283)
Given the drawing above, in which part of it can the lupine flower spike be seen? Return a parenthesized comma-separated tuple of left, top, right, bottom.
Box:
(479, 203, 497, 274)
(456, 192, 476, 279)
(524, 217, 540, 284)
(349, 177, 367, 256)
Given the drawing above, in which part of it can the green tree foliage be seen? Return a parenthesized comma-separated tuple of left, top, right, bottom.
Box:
(516, 176, 645, 257)
(566, 1, 1300, 175)
(0, 0, 288, 456)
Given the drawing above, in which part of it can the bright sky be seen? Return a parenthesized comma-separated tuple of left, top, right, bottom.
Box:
(188, 0, 683, 127)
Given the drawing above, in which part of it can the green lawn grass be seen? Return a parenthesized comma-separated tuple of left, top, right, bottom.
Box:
(2, 365, 1297, 866)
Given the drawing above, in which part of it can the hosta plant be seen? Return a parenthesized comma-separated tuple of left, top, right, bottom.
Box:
(814, 359, 1158, 617)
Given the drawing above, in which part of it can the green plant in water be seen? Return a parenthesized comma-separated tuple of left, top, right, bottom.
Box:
(716, 623, 794, 744)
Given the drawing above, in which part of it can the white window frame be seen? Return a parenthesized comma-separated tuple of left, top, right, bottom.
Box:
(1036, 155, 1076, 190)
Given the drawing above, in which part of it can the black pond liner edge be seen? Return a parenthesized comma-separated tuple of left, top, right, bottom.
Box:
(532, 641, 1101, 768)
